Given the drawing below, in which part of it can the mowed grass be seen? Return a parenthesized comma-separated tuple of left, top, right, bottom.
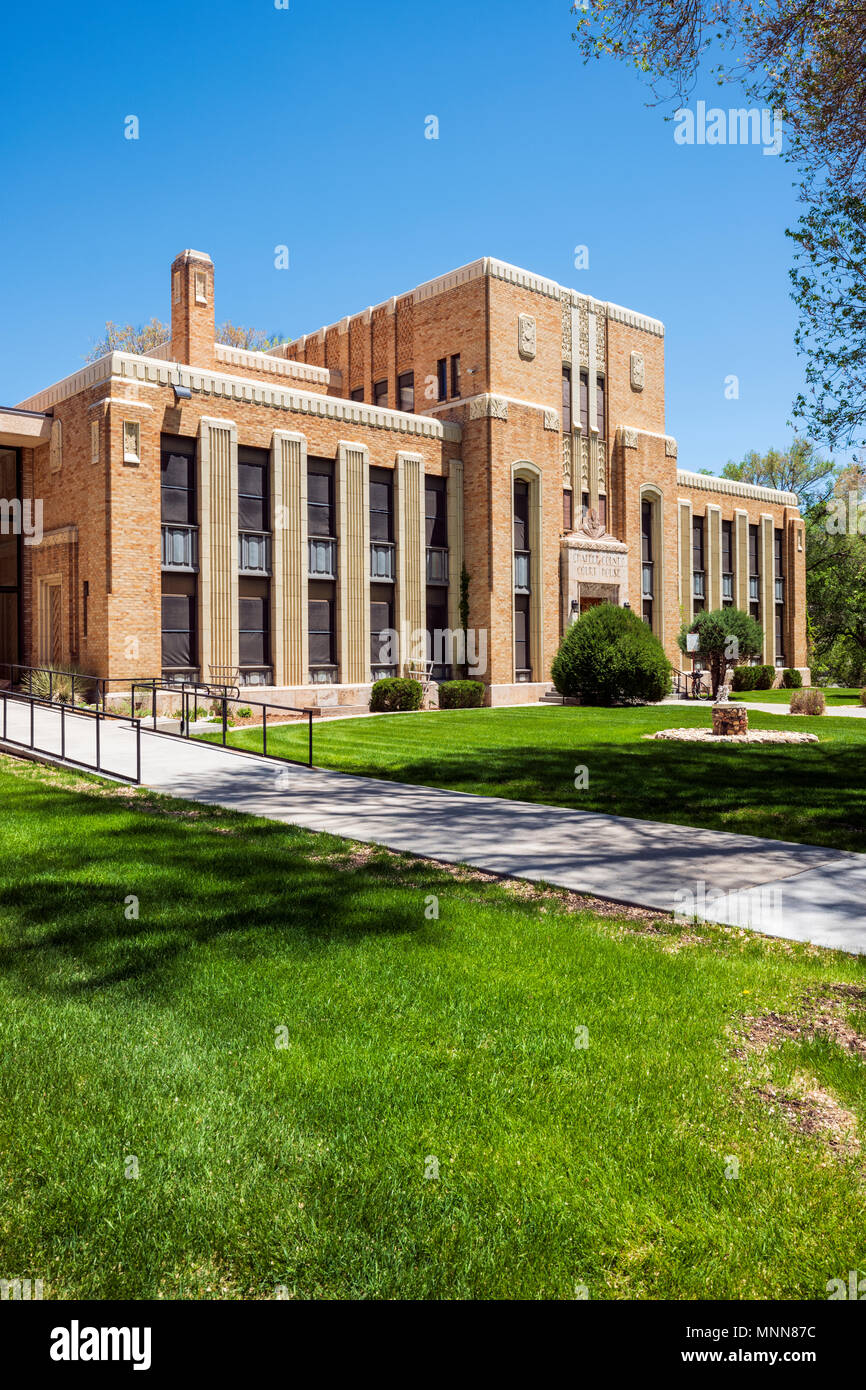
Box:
(0, 755, 864, 1300)
(202, 704, 866, 852)
(736, 687, 862, 706)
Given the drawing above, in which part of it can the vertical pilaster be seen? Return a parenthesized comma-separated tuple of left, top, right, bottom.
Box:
(707, 504, 722, 611)
(272, 430, 308, 686)
(336, 441, 370, 684)
(395, 452, 426, 667)
(735, 509, 749, 612)
(587, 311, 599, 513)
(198, 417, 238, 680)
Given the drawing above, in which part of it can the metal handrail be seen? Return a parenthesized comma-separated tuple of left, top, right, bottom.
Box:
(0, 689, 141, 783)
(130, 680, 314, 768)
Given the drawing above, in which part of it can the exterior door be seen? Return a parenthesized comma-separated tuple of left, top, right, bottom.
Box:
(580, 596, 603, 614)
(39, 578, 62, 666)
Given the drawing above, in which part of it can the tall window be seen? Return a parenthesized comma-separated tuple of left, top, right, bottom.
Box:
(425, 476, 447, 548)
(514, 595, 530, 679)
(307, 458, 334, 538)
(370, 585, 395, 676)
(562, 367, 572, 433)
(161, 436, 196, 524)
(238, 579, 270, 682)
(579, 370, 589, 433)
(374, 379, 388, 408)
(596, 376, 606, 436)
(641, 499, 654, 628)
(721, 519, 734, 606)
(398, 371, 414, 412)
(237, 448, 268, 532)
(774, 527, 785, 665)
(749, 523, 760, 622)
(369, 468, 394, 543)
(513, 479, 530, 553)
(161, 435, 198, 678)
(437, 358, 448, 401)
(563, 490, 573, 531)
(309, 581, 336, 678)
(350, 386, 364, 402)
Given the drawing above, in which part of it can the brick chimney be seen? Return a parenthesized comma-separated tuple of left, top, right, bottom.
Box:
(170, 249, 215, 369)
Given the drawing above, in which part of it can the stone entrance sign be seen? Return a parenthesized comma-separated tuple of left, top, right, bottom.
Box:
(561, 533, 629, 624)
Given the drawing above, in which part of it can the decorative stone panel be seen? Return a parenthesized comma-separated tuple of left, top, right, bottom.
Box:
(469, 394, 509, 421)
(518, 314, 536, 360)
(543, 409, 560, 431)
(630, 351, 645, 392)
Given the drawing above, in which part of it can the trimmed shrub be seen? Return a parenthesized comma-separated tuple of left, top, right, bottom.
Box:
(860, 687, 866, 707)
(789, 688, 826, 715)
(370, 677, 422, 713)
(438, 680, 484, 709)
(781, 668, 803, 689)
(731, 666, 757, 691)
(732, 664, 775, 692)
(551, 602, 671, 705)
(755, 664, 775, 690)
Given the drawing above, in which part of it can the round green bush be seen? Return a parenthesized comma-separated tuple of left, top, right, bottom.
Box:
(551, 602, 671, 705)
(369, 677, 422, 713)
(438, 680, 484, 709)
(782, 668, 803, 689)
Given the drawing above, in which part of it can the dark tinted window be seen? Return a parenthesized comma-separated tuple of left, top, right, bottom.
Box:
(370, 469, 393, 543)
(513, 480, 530, 551)
(307, 459, 334, 537)
(425, 477, 447, 547)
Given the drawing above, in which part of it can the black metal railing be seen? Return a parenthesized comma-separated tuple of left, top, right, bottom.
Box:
(130, 680, 314, 768)
(0, 689, 141, 783)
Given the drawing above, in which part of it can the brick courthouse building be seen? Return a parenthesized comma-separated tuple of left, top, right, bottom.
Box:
(0, 249, 807, 705)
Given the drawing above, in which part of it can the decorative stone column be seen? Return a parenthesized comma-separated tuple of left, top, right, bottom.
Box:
(706, 504, 722, 611)
(198, 416, 238, 680)
(395, 451, 426, 667)
(272, 430, 308, 686)
(735, 509, 749, 611)
(336, 441, 370, 684)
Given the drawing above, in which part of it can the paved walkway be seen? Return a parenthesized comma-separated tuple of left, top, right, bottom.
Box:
(2, 697, 864, 955)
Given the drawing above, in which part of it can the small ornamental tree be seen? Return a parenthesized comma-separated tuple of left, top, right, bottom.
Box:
(551, 602, 671, 705)
(676, 608, 764, 697)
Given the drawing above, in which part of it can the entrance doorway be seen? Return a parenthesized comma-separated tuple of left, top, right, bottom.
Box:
(580, 596, 604, 615)
(38, 577, 63, 666)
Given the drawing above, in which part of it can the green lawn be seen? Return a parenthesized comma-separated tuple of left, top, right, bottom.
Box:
(0, 753, 863, 1300)
(202, 704, 866, 852)
(737, 687, 862, 706)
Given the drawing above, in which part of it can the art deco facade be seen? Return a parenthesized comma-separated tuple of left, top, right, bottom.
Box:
(0, 249, 807, 705)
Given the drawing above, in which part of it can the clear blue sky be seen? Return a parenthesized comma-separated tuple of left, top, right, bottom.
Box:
(0, 0, 806, 472)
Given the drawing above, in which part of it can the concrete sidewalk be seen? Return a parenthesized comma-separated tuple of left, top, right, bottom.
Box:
(2, 697, 864, 955)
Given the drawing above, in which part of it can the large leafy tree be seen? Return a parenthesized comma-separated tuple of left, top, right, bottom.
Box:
(572, 1, 866, 196)
(787, 188, 866, 447)
(723, 441, 866, 680)
(572, 1, 866, 447)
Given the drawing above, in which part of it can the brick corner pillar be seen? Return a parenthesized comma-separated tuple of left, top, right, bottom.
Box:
(171, 249, 215, 369)
(272, 429, 308, 686)
(198, 416, 238, 682)
(336, 441, 370, 684)
(395, 451, 426, 669)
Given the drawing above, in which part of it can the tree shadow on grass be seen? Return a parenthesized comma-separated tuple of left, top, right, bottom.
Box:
(0, 780, 447, 1004)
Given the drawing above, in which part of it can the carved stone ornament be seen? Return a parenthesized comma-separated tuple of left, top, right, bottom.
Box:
(518, 314, 536, 360)
(623, 427, 639, 449)
(630, 351, 645, 392)
(469, 394, 509, 421)
(665, 436, 678, 457)
(578, 508, 606, 540)
(543, 408, 560, 431)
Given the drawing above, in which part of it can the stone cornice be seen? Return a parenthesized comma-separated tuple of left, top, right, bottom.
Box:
(17, 353, 462, 444)
(677, 468, 800, 508)
(284, 257, 665, 353)
(215, 342, 331, 386)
